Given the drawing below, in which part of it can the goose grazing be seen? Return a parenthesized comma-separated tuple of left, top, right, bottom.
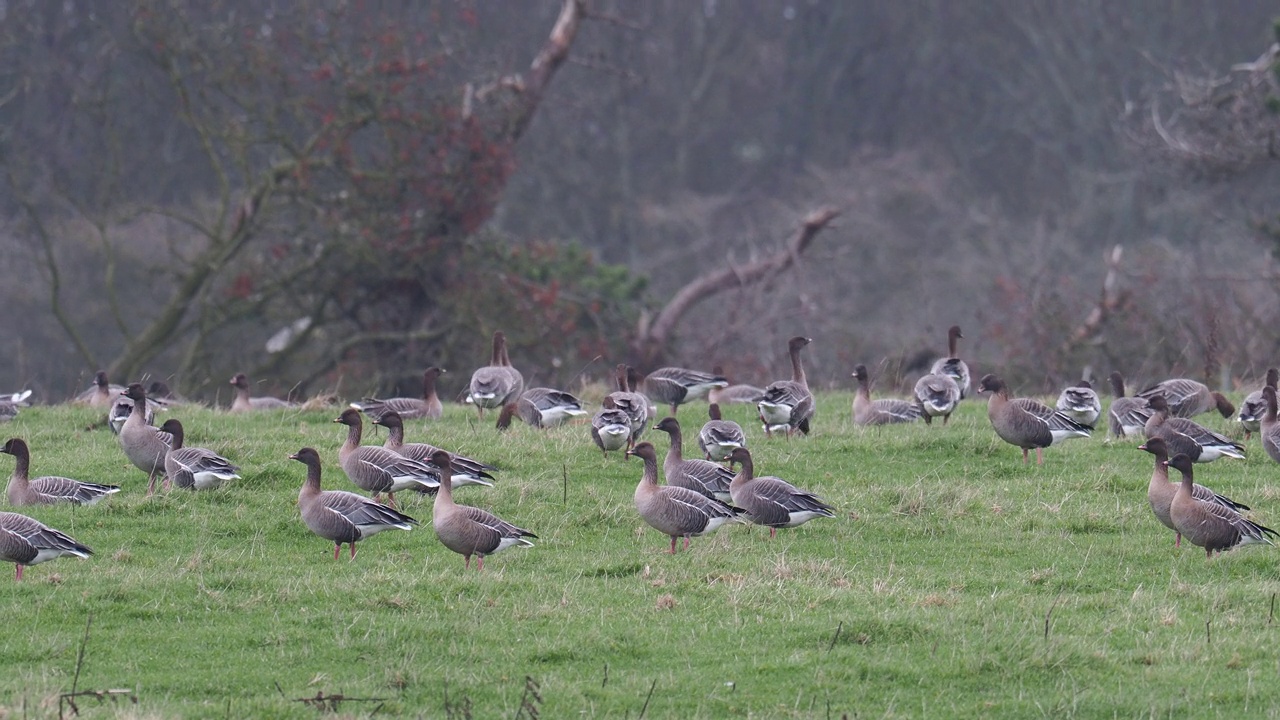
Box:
(913, 372, 961, 426)
(1055, 380, 1101, 428)
(707, 366, 764, 406)
(929, 325, 971, 398)
(430, 449, 535, 570)
(334, 408, 440, 506)
(726, 447, 834, 537)
(512, 387, 588, 429)
(1143, 395, 1244, 463)
(74, 371, 121, 407)
(590, 397, 633, 458)
(977, 374, 1090, 465)
(698, 403, 747, 461)
(117, 383, 173, 494)
(652, 417, 735, 502)
(373, 411, 495, 488)
(606, 363, 650, 449)
(1, 438, 120, 506)
(626, 442, 738, 554)
(1107, 371, 1151, 439)
(290, 447, 416, 560)
(229, 373, 296, 411)
(852, 364, 921, 426)
(1238, 368, 1279, 440)
(467, 331, 523, 418)
(1139, 437, 1250, 547)
(1136, 378, 1234, 419)
(351, 367, 445, 422)
(757, 336, 815, 437)
(157, 419, 240, 490)
(0, 511, 92, 580)
(1166, 453, 1276, 557)
(642, 367, 729, 416)
(1258, 386, 1280, 464)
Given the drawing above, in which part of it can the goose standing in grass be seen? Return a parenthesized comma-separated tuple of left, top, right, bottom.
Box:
(334, 408, 440, 506)
(627, 442, 738, 554)
(852, 365, 921, 426)
(1136, 378, 1234, 419)
(351, 367, 445, 422)
(290, 447, 416, 560)
(1166, 453, 1276, 557)
(913, 371, 961, 426)
(977, 374, 1091, 465)
(726, 447, 834, 537)
(642, 367, 728, 416)
(1258, 386, 1280, 464)
(0, 511, 92, 580)
(1107, 371, 1150, 439)
(118, 383, 173, 495)
(1143, 395, 1244, 463)
(757, 336, 814, 437)
(74, 371, 121, 407)
(698, 403, 746, 462)
(1238, 368, 1279, 440)
(1, 438, 119, 506)
(652, 417, 735, 502)
(429, 449, 535, 570)
(606, 363, 650, 449)
(510, 387, 588, 429)
(229, 373, 296, 411)
(157, 419, 240, 491)
(1055, 380, 1101, 428)
(930, 325, 971, 398)
(707, 366, 764, 406)
(373, 411, 495, 488)
(1139, 437, 1250, 548)
(468, 331, 523, 418)
(590, 397, 633, 458)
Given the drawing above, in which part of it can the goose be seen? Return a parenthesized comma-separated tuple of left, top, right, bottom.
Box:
(652, 417, 735, 502)
(726, 447, 834, 537)
(605, 363, 649, 449)
(147, 380, 189, 407)
(290, 447, 416, 560)
(117, 383, 174, 494)
(977, 374, 1090, 465)
(0, 511, 92, 580)
(1238, 368, 1279, 440)
(0, 402, 17, 423)
(1107, 371, 1151, 438)
(707, 366, 764, 406)
(1, 438, 119, 506)
(0, 390, 31, 423)
(429, 449, 535, 570)
(512, 387, 588, 429)
(1136, 378, 1234, 419)
(698, 403, 747, 461)
(334, 408, 440, 506)
(913, 372, 961, 426)
(73, 371, 121, 407)
(757, 336, 815, 437)
(1054, 380, 1101, 428)
(350, 367, 445, 422)
(1166, 453, 1276, 557)
(157, 419, 240, 490)
(229, 373, 296, 411)
(929, 325, 971, 398)
(109, 396, 156, 435)
(1138, 437, 1250, 547)
(626, 442, 738, 554)
(373, 411, 495, 488)
(1259, 386, 1280, 464)
(852, 364, 921, 426)
(467, 331, 523, 417)
(642, 367, 729, 416)
(590, 397, 633, 458)
(1143, 395, 1244, 463)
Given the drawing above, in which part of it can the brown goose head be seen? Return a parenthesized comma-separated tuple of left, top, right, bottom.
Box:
(653, 417, 681, 435)
(1108, 371, 1127, 398)
(852, 365, 870, 383)
(625, 441, 658, 463)
(122, 383, 147, 403)
(289, 447, 322, 467)
(333, 408, 363, 427)
(788, 336, 812, 353)
(1137, 437, 1168, 461)
(0, 438, 28, 459)
(230, 373, 250, 390)
(94, 371, 110, 389)
(158, 419, 185, 449)
(1145, 395, 1170, 414)
(372, 410, 404, 431)
(976, 374, 1005, 395)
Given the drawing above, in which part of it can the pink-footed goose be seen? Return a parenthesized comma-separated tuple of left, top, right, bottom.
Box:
(605, 364, 649, 449)
(511, 387, 588, 429)
(1166, 453, 1276, 557)
(2, 438, 119, 506)
(626, 442, 738, 554)
(652, 417, 735, 503)
(852, 364, 921, 426)
(1136, 378, 1234, 419)
(590, 396, 633, 458)
(158, 419, 240, 491)
(1239, 368, 1279, 440)
(698, 403, 746, 461)
(977, 374, 1090, 465)
(1054, 380, 1101, 428)
(430, 449, 535, 570)
(1138, 437, 1250, 547)
(913, 371, 960, 426)
(1259, 386, 1280, 464)
(117, 383, 173, 495)
(929, 325, 971, 398)
(334, 408, 440, 506)
(0, 511, 92, 580)
(229, 373, 296, 411)
(351, 367, 445, 422)
(1143, 395, 1244, 463)
(290, 447, 416, 560)
(467, 331, 523, 418)
(73, 371, 121, 407)
(641, 367, 729, 416)
(372, 411, 495, 488)
(707, 366, 764, 406)
(726, 447, 834, 537)
(757, 336, 815, 437)
(1107, 371, 1150, 439)
(0, 390, 32, 423)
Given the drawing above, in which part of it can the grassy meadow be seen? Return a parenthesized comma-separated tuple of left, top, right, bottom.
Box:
(1, 390, 1279, 718)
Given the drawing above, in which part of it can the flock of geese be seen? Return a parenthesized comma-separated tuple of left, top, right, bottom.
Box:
(1, 326, 1278, 579)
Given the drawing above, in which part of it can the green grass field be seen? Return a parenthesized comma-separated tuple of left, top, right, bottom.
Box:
(1, 392, 1278, 718)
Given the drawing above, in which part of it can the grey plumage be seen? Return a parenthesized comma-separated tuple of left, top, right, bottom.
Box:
(698, 403, 747, 461)
(1136, 378, 1234, 419)
(2, 438, 119, 506)
(757, 336, 814, 437)
(853, 364, 921, 426)
(430, 449, 535, 570)
(1107, 371, 1150, 439)
(1240, 368, 1279, 440)
(978, 374, 1090, 465)
(291, 447, 416, 560)
(726, 447, 834, 537)
(1054, 380, 1101, 428)
(642, 367, 728, 416)
(117, 383, 174, 494)
(1139, 437, 1249, 548)
(0, 511, 92, 580)
(468, 331, 523, 417)
(351, 367, 445, 422)
(334, 408, 440, 505)
(373, 411, 495, 489)
(1143, 395, 1244, 463)
(627, 442, 738, 554)
(929, 325, 971, 398)
(653, 417, 735, 503)
(230, 373, 296, 411)
(1167, 453, 1276, 557)
(159, 419, 240, 490)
